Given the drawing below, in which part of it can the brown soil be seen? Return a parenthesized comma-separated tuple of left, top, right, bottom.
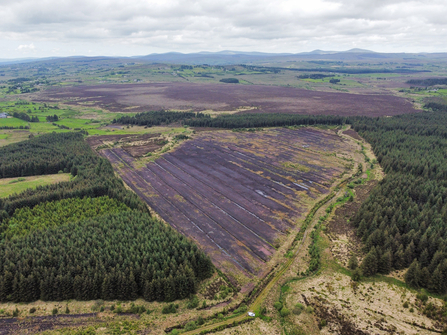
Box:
(191, 127, 227, 133)
(287, 274, 444, 335)
(327, 180, 377, 266)
(36, 82, 418, 116)
(342, 129, 363, 141)
(0, 313, 103, 334)
(85, 133, 161, 150)
(122, 143, 163, 157)
(202, 278, 227, 300)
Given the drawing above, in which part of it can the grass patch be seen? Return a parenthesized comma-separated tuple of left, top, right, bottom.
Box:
(281, 162, 310, 172)
(0, 173, 71, 198)
(0, 118, 29, 127)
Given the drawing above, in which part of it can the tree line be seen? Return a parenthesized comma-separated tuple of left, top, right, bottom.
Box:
(112, 110, 209, 127)
(425, 102, 447, 113)
(0, 132, 147, 220)
(13, 112, 39, 122)
(184, 113, 348, 128)
(0, 211, 214, 303)
(407, 78, 447, 86)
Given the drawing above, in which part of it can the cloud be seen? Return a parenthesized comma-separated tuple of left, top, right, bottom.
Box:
(17, 43, 35, 50)
(0, 0, 446, 57)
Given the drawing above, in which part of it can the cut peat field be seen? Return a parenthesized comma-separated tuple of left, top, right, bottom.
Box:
(101, 128, 356, 284)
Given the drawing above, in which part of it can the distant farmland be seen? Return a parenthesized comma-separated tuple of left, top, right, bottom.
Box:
(102, 128, 354, 282)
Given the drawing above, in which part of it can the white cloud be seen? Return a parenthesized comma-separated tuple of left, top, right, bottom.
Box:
(17, 43, 35, 50)
(0, 0, 446, 57)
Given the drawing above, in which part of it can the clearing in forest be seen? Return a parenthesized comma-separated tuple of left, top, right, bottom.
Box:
(102, 127, 355, 284)
(0, 173, 71, 198)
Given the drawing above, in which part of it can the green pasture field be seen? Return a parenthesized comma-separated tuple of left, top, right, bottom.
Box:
(0, 173, 71, 198)
(0, 100, 122, 135)
(0, 117, 29, 127)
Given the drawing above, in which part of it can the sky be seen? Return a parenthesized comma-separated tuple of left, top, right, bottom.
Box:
(0, 0, 446, 59)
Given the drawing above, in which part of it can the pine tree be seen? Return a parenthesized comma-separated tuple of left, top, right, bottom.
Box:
(428, 266, 445, 294)
(348, 254, 358, 270)
(405, 260, 421, 289)
(419, 267, 430, 288)
(361, 248, 378, 276)
(419, 249, 430, 268)
(378, 251, 392, 274)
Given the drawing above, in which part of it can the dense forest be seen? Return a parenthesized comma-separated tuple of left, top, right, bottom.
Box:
(425, 102, 447, 112)
(352, 112, 447, 294)
(407, 78, 447, 86)
(0, 132, 147, 219)
(1, 196, 130, 239)
(184, 113, 347, 128)
(0, 132, 214, 303)
(113, 110, 209, 126)
(0, 211, 213, 302)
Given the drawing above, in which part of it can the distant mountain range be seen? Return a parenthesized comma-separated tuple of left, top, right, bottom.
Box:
(1, 49, 447, 66)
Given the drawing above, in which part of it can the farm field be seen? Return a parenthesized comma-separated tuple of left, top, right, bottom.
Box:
(36, 82, 418, 116)
(102, 127, 356, 284)
(0, 173, 71, 198)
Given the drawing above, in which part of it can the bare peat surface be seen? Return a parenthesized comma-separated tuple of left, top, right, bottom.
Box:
(86, 133, 163, 157)
(102, 128, 353, 283)
(37, 82, 417, 116)
(0, 313, 100, 335)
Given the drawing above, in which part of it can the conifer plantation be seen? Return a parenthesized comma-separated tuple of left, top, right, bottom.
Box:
(352, 111, 447, 294)
(0, 132, 214, 303)
(0, 132, 147, 218)
(0, 211, 213, 302)
(184, 113, 347, 128)
(113, 110, 209, 126)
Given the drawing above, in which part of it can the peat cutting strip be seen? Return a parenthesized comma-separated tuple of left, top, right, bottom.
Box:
(103, 128, 350, 281)
(158, 156, 291, 233)
(188, 138, 327, 195)
(201, 129, 345, 187)
(161, 153, 298, 224)
(143, 162, 274, 262)
(175, 142, 304, 207)
(103, 148, 255, 274)
(153, 158, 283, 242)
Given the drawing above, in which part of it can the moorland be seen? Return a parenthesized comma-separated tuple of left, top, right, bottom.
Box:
(0, 50, 447, 335)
